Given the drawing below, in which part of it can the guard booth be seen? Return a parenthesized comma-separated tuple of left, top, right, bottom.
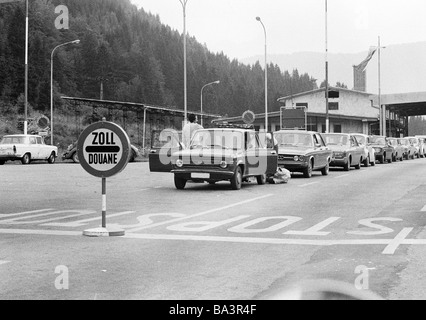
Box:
(280, 106, 307, 130)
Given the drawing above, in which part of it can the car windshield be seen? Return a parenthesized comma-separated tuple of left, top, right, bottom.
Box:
(190, 130, 244, 150)
(388, 139, 397, 146)
(370, 136, 386, 145)
(322, 134, 349, 146)
(409, 139, 418, 144)
(354, 135, 366, 145)
(0, 136, 26, 144)
(399, 139, 408, 145)
(274, 132, 313, 147)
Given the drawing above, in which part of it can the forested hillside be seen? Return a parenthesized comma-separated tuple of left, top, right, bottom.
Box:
(0, 0, 317, 148)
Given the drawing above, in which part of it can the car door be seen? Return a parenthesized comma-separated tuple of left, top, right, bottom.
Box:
(149, 130, 182, 172)
(36, 136, 48, 159)
(313, 133, 328, 168)
(245, 131, 261, 176)
(28, 136, 40, 160)
(349, 135, 361, 165)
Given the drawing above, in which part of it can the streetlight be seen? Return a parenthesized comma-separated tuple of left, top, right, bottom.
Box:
(179, 0, 188, 125)
(50, 39, 80, 145)
(325, 0, 329, 133)
(200, 80, 220, 127)
(256, 16, 268, 132)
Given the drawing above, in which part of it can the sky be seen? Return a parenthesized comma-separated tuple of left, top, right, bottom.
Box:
(130, 0, 426, 61)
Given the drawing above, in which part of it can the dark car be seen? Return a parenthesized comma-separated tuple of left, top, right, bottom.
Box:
(274, 130, 332, 178)
(369, 135, 394, 164)
(149, 126, 278, 190)
(321, 133, 365, 171)
(62, 141, 140, 163)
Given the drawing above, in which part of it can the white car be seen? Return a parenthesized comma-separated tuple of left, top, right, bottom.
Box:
(352, 133, 376, 166)
(0, 134, 58, 165)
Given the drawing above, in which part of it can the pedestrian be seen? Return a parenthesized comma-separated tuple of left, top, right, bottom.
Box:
(182, 113, 203, 149)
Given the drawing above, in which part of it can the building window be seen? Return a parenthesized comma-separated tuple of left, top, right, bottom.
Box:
(307, 124, 318, 132)
(328, 102, 339, 110)
(334, 124, 342, 133)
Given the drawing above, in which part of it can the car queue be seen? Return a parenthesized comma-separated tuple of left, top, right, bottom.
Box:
(147, 122, 426, 190)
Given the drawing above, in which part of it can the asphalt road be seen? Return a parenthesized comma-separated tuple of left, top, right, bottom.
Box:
(1, 157, 426, 300)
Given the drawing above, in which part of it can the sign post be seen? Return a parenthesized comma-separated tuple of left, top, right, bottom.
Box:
(77, 119, 131, 237)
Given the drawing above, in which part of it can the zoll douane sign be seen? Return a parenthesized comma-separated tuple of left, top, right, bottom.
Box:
(77, 120, 131, 178)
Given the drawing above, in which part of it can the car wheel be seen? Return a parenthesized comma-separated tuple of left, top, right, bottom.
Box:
(230, 166, 243, 190)
(363, 156, 369, 167)
(0, 160, 5, 165)
(174, 176, 187, 190)
(343, 159, 350, 171)
(303, 159, 313, 178)
(129, 149, 136, 163)
(256, 174, 266, 185)
(388, 156, 392, 164)
(72, 152, 79, 163)
(321, 162, 329, 176)
(21, 153, 31, 165)
(380, 155, 385, 164)
(47, 152, 56, 164)
(355, 159, 361, 170)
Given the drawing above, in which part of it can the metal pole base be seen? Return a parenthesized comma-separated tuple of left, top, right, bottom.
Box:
(82, 227, 125, 237)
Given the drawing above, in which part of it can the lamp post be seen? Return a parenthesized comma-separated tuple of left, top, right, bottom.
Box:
(200, 80, 220, 127)
(179, 0, 188, 125)
(325, 0, 329, 133)
(256, 16, 268, 132)
(376, 36, 386, 136)
(50, 39, 80, 145)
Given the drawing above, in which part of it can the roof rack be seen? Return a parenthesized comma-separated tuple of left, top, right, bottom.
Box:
(213, 121, 254, 129)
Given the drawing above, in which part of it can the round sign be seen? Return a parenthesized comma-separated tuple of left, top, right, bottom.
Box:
(242, 110, 255, 124)
(77, 121, 131, 178)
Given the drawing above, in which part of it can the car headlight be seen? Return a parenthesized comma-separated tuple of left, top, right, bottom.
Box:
(293, 155, 299, 161)
(220, 160, 228, 169)
(176, 159, 183, 167)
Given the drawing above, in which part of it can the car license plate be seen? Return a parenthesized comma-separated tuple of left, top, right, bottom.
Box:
(191, 173, 210, 179)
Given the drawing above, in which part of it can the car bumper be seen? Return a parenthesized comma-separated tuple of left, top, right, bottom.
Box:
(278, 160, 308, 172)
(330, 157, 348, 167)
(172, 168, 235, 181)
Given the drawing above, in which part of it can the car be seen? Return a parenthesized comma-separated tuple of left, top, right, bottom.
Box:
(415, 136, 426, 157)
(62, 141, 140, 163)
(352, 133, 376, 167)
(273, 130, 332, 178)
(0, 134, 58, 165)
(149, 125, 278, 190)
(407, 137, 421, 159)
(397, 137, 412, 160)
(369, 135, 394, 164)
(386, 137, 404, 162)
(321, 133, 365, 171)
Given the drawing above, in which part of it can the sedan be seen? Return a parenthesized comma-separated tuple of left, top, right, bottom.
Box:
(352, 133, 376, 167)
(386, 137, 404, 162)
(0, 134, 58, 165)
(321, 133, 364, 171)
(274, 130, 332, 178)
(407, 137, 421, 159)
(397, 138, 412, 160)
(369, 135, 394, 164)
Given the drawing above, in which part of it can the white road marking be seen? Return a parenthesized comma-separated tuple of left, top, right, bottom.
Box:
(382, 228, 414, 255)
(298, 182, 319, 188)
(284, 217, 341, 236)
(0, 260, 10, 266)
(0, 209, 54, 219)
(126, 194, 274, 233)
(421, 205, 426, 212)
(334, 174, 350, 179)
(41, 211, 135, 227)
(0, 210, 96, 225)
(0, 227, 423, 255)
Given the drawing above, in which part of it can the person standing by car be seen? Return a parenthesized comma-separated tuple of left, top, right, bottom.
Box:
(182, 113, 203, 149)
